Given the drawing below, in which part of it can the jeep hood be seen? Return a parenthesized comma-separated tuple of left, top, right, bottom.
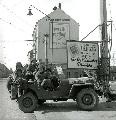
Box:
(68, 77, 95, 84)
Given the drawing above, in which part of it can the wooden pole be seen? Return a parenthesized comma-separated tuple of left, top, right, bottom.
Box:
(100, 0, 110, 94)
(44, 34, 49, 70)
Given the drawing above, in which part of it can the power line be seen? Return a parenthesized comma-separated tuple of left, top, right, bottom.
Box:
(0, 3, 34, 28)
(107, 0, 116, 31)
(0, 17, 30, 34)
(0, 39, 36, 44)
(112, 22, 116, 31)
(81, 24, 102, 41)
(0, 17, 12, 25)
(30, 5, 51, 19)
(107, 0, 113, 20)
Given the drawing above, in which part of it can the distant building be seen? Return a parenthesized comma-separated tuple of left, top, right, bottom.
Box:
(32, 4, 80, 78)
(0, 63, 12, 78)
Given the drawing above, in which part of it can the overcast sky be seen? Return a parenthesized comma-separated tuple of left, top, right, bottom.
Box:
(0, 0, 116, 70)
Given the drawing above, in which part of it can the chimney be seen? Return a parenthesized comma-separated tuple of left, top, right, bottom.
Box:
(59, 3, 61, 9)
(53, 6, 57, 10)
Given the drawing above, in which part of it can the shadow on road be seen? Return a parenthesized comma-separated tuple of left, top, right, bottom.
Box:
(96, 101, 116, 111)
(35, 101, 116, 114)
(35, 102, 79, 114)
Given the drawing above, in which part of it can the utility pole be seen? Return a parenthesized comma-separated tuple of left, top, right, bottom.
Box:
(44, 34, 49, 70)
(100, 0, 110, 94)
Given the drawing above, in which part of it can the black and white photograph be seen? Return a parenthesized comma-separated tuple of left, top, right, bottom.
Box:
(0, 0, 116, 120)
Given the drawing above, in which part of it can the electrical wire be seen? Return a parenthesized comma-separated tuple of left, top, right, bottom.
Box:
(30, 5, 51, 19)
(0, 3, 34, 28)
(81, 24, 102, 41)
(107, 0, 114, 60)
(107, 0, 113, 20)
(0, 40, 32, 43)
(0, 17, 30, 34)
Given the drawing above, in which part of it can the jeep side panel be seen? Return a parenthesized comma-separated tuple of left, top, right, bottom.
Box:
(27, 79, 71, 100)
(69, 83, 94, 99)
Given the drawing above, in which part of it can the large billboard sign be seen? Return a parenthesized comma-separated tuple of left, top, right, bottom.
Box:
(67, 41, 99, 69)
(50, 23, 69, 48)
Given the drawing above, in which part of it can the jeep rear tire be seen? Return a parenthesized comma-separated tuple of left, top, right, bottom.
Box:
(76, 88, 99, 110)
(18, 92, 37, 113)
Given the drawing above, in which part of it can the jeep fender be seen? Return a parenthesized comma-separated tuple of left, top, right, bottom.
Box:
(69, 83, 94, 99)
(23, 87, 38, 99)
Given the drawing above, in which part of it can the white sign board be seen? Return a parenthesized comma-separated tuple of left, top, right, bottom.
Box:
(67, 41, 99, 69)
(50, 23, 69, 48)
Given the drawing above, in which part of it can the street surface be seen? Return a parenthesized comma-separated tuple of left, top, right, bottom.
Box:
(0, 78, 116, 120)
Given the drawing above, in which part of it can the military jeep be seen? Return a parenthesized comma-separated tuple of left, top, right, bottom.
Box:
(8, 67, 100, 113)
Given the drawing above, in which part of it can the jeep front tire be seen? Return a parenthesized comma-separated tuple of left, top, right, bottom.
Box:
(76, 88, 99, 110)
(18, 92, 37, 113)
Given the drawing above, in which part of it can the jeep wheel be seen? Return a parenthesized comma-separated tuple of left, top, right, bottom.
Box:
(18, 92, 37, 113)
(76, 88, 99, 110)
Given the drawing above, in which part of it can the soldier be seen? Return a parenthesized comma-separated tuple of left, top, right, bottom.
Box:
(35, 62, 60, 91)
(25, 58, 37, 81)
(35, 59, 45, 84)
(22, 64, 28, 78)
(15, 62, 23, 78)
(10, 62, 23, 99)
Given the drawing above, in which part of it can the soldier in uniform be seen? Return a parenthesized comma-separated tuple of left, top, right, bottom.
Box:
(35, 61, 59, 91)
(15, 62, 23, 78)
(10, 62, 24, 99)
(25, 59, 37, 81)
(35, 59, 46, 84)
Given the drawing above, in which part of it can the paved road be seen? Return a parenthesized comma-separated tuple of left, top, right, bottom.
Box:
(34, 99, 116, 120)
(0, 78, 36, 120)
(0, 78, 116, 120)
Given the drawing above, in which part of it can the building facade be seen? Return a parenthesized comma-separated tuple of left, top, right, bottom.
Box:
(32, 5, 80, 78)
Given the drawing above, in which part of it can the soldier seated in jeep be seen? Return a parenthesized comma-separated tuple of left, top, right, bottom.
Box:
(35, 63, 60, 91)
(40, 68, 59, 91)
(25, 59, 37, 81)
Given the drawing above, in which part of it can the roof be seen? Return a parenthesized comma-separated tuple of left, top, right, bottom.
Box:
(38, 8, 79, 25)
